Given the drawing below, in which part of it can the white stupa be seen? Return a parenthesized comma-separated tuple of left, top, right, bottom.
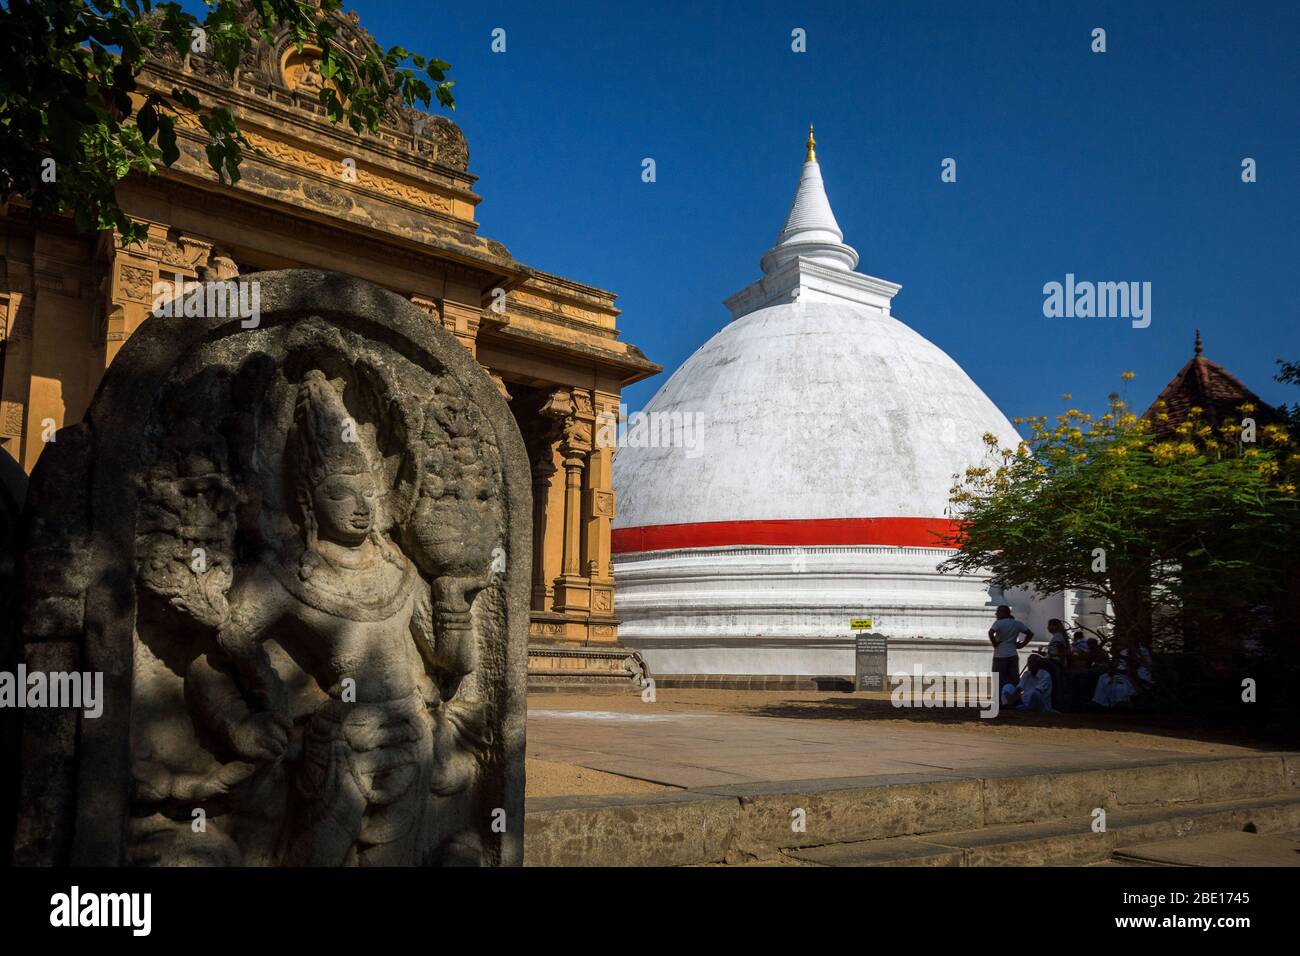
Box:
(611, 128, 1028, 681)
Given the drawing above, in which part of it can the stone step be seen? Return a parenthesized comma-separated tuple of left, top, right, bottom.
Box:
(524, 753, 1300, 866)
(1112, 829, 1300, 867)
(780, 794, 1300, 867)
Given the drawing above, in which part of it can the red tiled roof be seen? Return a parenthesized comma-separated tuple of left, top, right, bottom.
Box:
(1144, 332, 1284, 438)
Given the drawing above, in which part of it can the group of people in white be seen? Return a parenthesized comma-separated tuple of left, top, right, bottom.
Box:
(988, 605, 1153, 714)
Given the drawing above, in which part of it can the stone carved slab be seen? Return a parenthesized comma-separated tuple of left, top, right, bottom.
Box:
(0, 447, 28, 863)
(11, 271, 529, 866)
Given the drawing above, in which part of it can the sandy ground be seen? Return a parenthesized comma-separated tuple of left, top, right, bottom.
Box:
(526, 758, 676, 798)
(524, 688, 1271, 797)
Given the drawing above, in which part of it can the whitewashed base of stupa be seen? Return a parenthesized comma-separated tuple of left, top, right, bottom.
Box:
(614, 545, 1047, 679)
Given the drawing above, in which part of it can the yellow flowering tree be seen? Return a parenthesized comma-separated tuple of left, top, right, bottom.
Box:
(941, 376, 1300, 693)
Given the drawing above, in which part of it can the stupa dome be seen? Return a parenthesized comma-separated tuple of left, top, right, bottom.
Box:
(611, 129, 1024, 680)
(613, 300, 1021, 539)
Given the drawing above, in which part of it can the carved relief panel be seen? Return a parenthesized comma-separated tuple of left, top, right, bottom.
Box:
(12, 271, 530, 867)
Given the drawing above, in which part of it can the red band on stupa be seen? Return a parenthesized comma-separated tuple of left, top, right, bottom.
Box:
(611, 517, 962, 553)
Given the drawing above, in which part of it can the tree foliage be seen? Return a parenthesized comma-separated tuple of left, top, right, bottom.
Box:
(0, 0, 454, 244)
(1277, 358, 1300, 431)
(941, 375, 1300, 685)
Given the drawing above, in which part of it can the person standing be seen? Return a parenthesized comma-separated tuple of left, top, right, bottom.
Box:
(1045, 619, 1071, 664)
(1042, 619, 1072, 710)
(988, 605, 1033, 697)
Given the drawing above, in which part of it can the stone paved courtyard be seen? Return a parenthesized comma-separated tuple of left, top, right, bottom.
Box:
(525, 690, 1262, 796)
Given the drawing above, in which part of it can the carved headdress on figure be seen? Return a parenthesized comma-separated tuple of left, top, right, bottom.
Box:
(286, 369, 390, 579)
(292, 370, 374, 480)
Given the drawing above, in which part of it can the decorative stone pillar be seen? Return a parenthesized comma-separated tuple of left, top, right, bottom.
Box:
(584, 393, 619, 637)
(22, 231, 97, 468)
(0, 244, 37, 466)
(409, 294, 442, 327)
(440, 300, 482, 356)
(98, 225, 159, 371)
(411, 293, 482, 357)
(530, 459, 556, 610)
(202, 247, 239, 281)
(100, 227, 220, 371)
(552, 412, 592, 617)
(527, 388, 573, 614)
(0, 286, 31, 464)
(485, 369, 511, 400)
(561, 453, 583, 575)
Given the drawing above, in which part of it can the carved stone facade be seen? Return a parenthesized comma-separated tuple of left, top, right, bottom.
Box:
(0, 8, 658, 649)
(11, 272, 530, 866)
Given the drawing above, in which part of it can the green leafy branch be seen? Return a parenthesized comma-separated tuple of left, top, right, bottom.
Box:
(0, 0, 455, 245)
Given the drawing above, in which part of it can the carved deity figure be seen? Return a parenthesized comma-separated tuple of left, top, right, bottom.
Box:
(183, 371, 469, 865)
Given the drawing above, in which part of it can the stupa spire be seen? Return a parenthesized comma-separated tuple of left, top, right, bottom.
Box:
(725, 126, 899, 322)
(760, 126, 858, 275)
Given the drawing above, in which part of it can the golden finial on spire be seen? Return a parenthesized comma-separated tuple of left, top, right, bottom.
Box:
(806, 124, 816, 162)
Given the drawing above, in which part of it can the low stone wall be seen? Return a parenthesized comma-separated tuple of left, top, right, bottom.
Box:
(523, 753, 1300, 866)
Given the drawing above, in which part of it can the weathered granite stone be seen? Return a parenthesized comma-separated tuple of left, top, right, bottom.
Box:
(0, 446, 28, 864)
(0, 447, 24, 610)
(10, 271, 529, 866)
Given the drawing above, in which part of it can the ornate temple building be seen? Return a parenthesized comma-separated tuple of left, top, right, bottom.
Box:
(611, 130, 1024, 683)
(0, 10, 658, 667)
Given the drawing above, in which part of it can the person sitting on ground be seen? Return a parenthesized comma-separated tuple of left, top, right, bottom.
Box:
(1004, 654, 1055, 713)
(1092, 643, 1154, 708)
(1091, 664, 1134, 708)
(988, 605, 1033, 695)
(1127, 643, 1154, 687)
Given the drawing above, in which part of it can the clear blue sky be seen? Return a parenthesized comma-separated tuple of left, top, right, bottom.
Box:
(353, 0, 1298, 422)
